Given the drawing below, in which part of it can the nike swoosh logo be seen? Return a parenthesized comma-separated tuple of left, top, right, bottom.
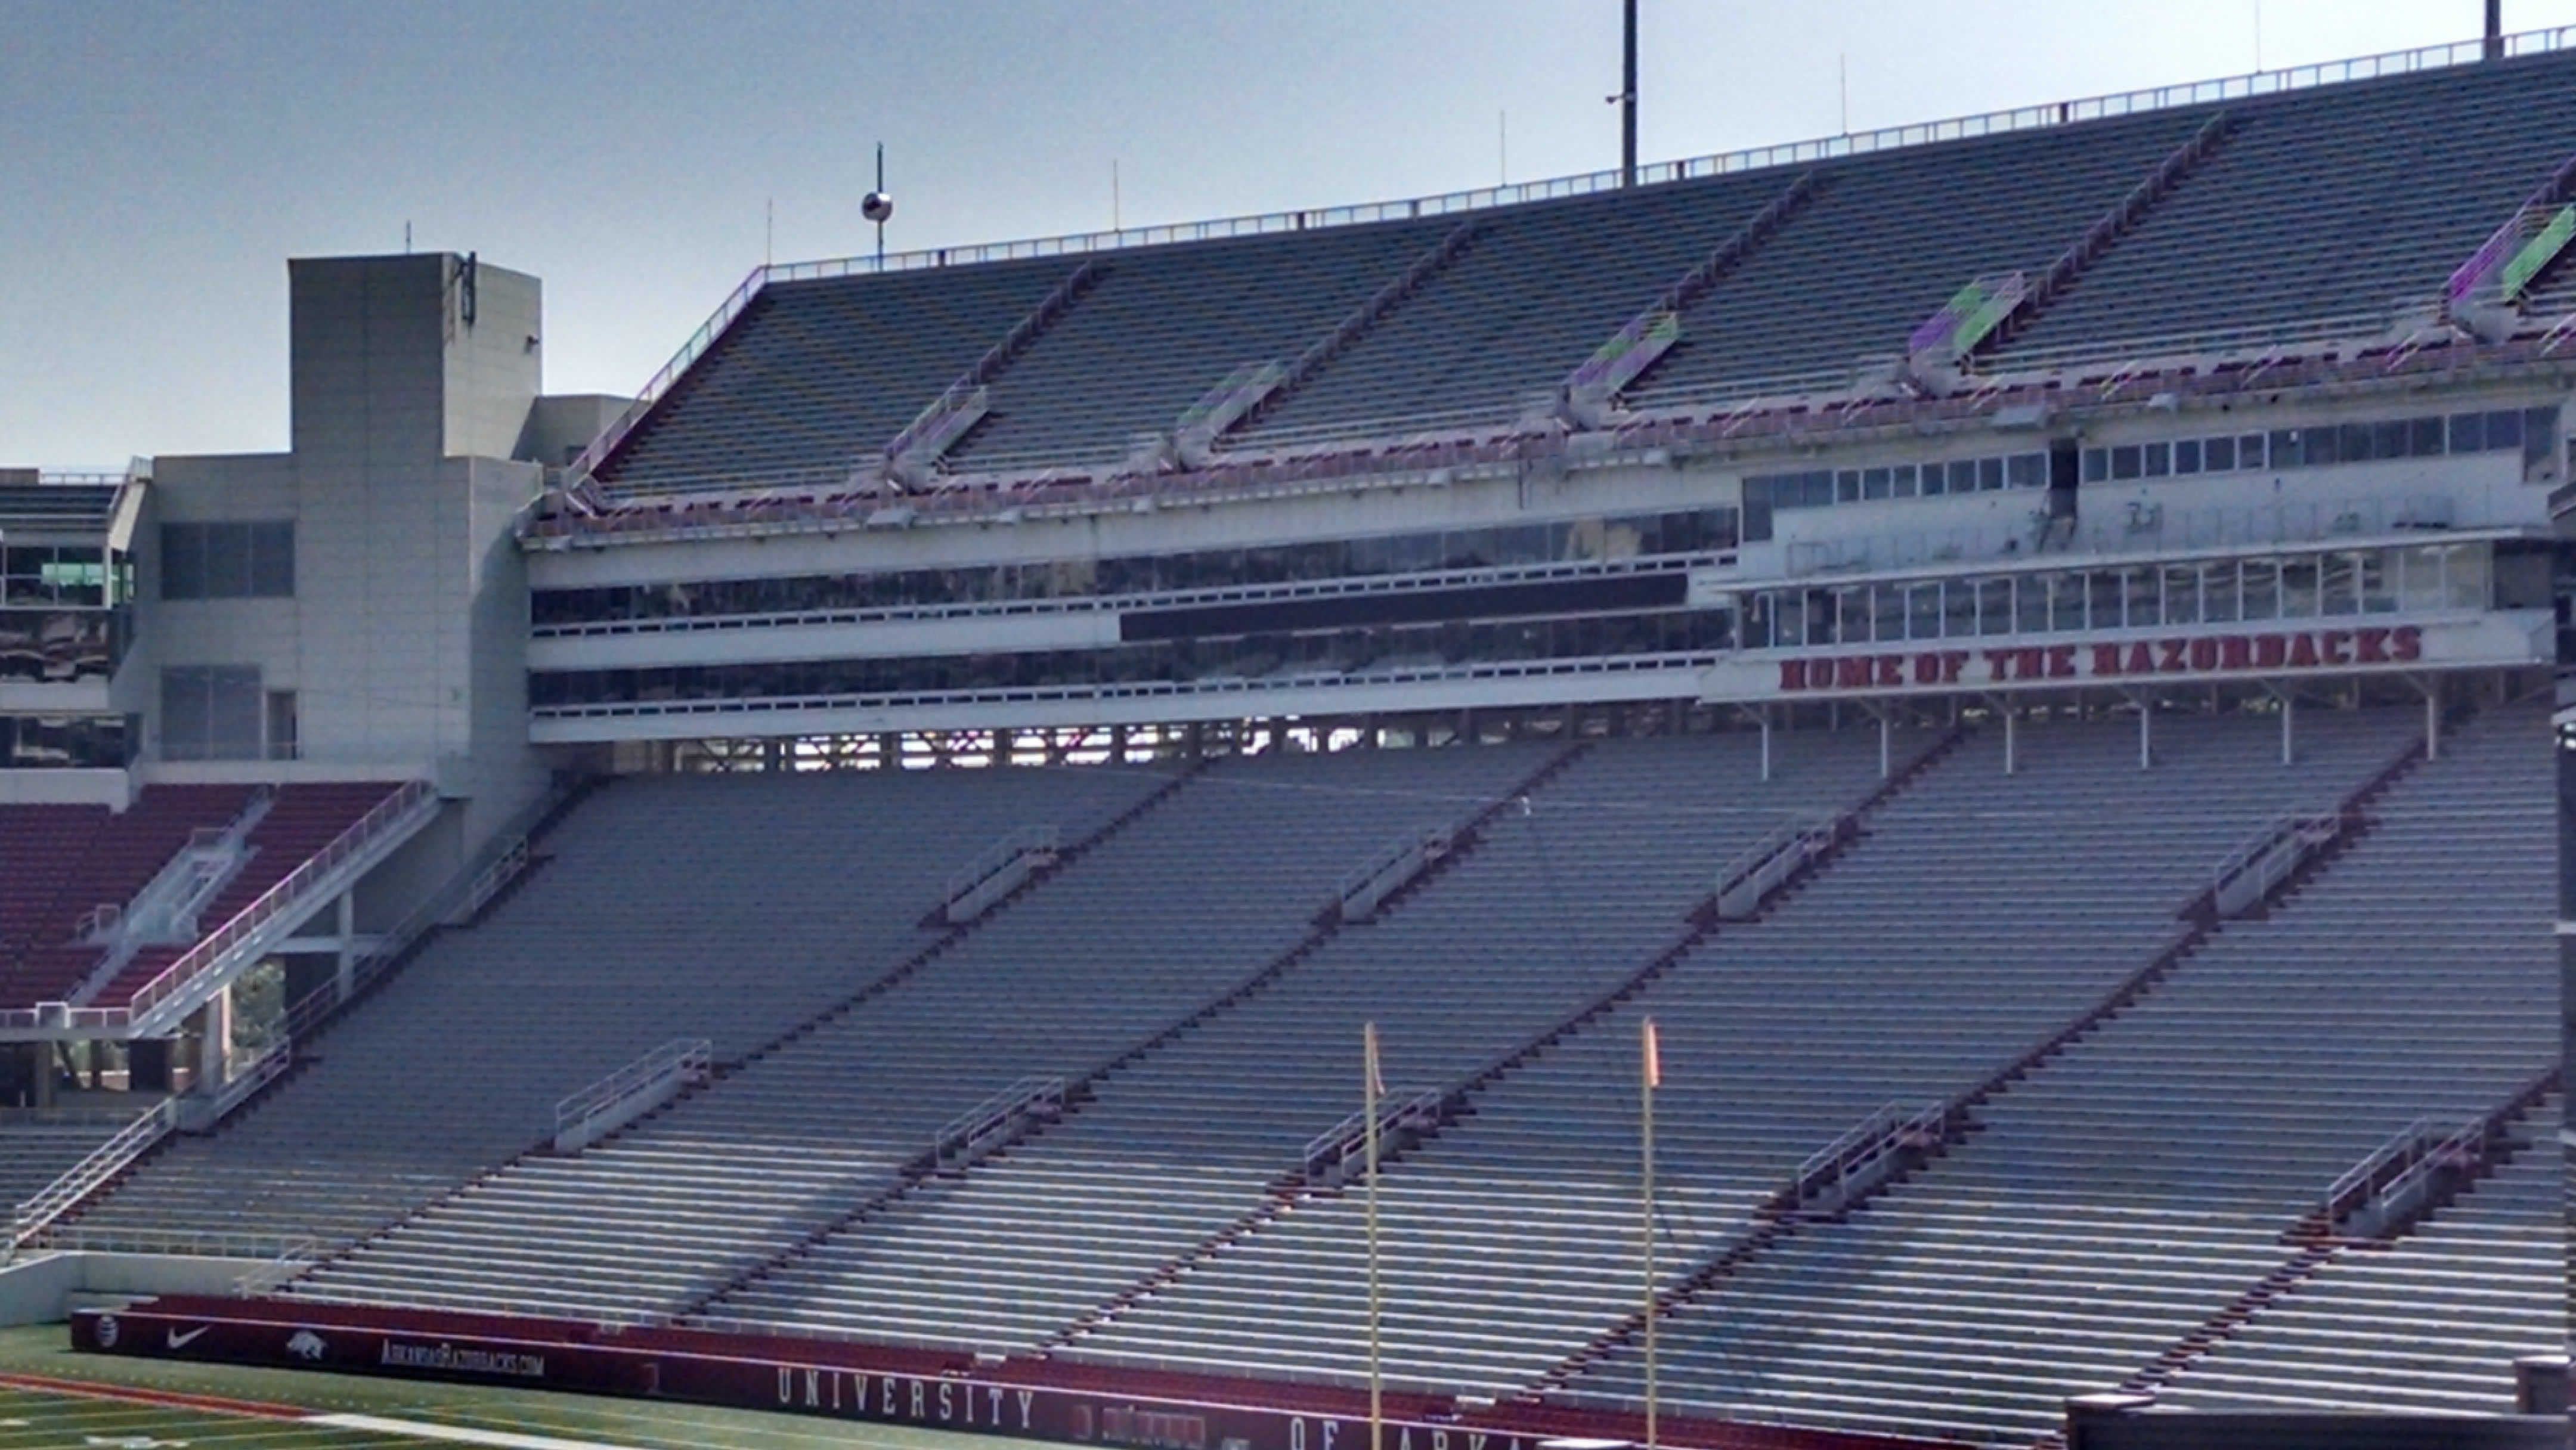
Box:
(166, 1326, 210, 1349)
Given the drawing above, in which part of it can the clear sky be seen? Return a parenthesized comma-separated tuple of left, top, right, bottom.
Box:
(7, 0, 2573, 467)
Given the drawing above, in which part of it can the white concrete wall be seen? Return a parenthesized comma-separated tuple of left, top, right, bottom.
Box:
(0, 1251, 271, 1327)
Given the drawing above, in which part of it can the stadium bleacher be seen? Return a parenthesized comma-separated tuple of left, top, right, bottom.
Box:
(0, 786, 258, 1008)
(67, 763, 1174, 1247)
(583, 48, 2576, 497)
(1554, 704, 2553, 1443)
(2156, 1095, 2564, 1417)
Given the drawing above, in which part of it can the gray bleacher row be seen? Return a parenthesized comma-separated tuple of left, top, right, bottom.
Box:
(284, 742, 1560, 1318)
(1562, 704, 2554, 1444)
(598, 50, 2576, 495)
(1995, 54, 2576, 362)
(2157, 1095, 2564, 1417)
(0, 1115, 139, 1216)
(1067, 707, 2420, 1398)
(704, 731, 1906, 1348)
(69, 764, 1169, 1246)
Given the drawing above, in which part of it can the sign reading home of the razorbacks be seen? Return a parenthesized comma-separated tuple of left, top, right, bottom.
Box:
(1705, 613, 2549, 702)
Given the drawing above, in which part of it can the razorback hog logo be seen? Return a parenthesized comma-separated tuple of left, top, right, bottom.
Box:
(286, 1330, 327, 1360)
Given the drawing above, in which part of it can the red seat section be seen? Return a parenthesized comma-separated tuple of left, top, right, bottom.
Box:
(0, 786, 255, 1008)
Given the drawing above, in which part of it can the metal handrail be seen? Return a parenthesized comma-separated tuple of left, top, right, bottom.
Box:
(1789, 1100, 1946, 1204)
(230, 1236, 320, 1296)
(2323, 1115, 2482, 1219)
(1302, 1089, 1443, 1181)
(1333, 825, 1453, 908)
(2206, 809, 2342, 907)
(1712, 814, 1838, 897)
(554, 1039, 713, 1142)
(932, 1076, 1066, 1161)
(944, 825, 1061, 906)
(8, 1098, 178, 1256)
(117, 779, 438, 1025)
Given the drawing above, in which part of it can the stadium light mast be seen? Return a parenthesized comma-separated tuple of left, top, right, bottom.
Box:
(2487, 0, 2505, 60)
(862, 143, 894, 267)
(1620, 0, 1640, 185)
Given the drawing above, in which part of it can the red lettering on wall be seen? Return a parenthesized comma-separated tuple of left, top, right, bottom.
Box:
(2188, 637, 2218, 671)
(2091, 644, 2123, 676)
(2391, 625, 2423, 661)
(2255, 635, 2287, 669)
(2124, 642, 2154, 674)
(1779, 660, 1807, 690)
(2048, 645, 2078, 678)
(2355, 628, 2389, 664)
(2321, 631, 2352, 666)
(2219, 635, 2252, 670)
(1877, 656, 1905, 687)
(2289, 634, 2320, 668)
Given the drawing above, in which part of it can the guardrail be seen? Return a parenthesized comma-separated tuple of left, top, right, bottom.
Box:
(7, 1098, 179, 1257)
(1709, 814, 1845, 920)
(1786, 1100, 1947, 1212)
(118, 779, 438, 1030)
(1301, 1089, 1444, 1183)
(1330, 826, 1455, 923)
(229, 1236, 321, 1296)
(942, 825, 1061, 924)
(2198, 810, 2345, 920)
(932, 1076, 1066, 1165)
(2323, 1115, 2486, 1233)
(555, 1039, 713, 1152)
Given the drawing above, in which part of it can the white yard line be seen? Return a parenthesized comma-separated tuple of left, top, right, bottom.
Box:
(304, 1414, 645, 1450)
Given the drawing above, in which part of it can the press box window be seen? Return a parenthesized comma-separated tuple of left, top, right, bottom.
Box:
(161, 522, 295, 600)
(161, 665, 264, 761)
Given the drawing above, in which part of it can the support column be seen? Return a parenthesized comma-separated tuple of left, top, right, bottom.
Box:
(1760, 710, 1774, 783)
(186, 989, 232, 1093)
(2281, 692, 2296, 766)
(335, 890, 358, 999)
(28, 1043, 54, 1108)
(2423, 677, 2442, 762)
(2138, 704, 2152, 770)
(1878, 710, 1893, 780)
(2004, 705, 2019, 776)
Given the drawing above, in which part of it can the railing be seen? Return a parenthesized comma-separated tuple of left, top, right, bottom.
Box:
(1787, 1100, 1947, 1210)
(230, 1237, 320, 1296)
(1302, 1089, 1444, 1183)
(2323, 1115, 2485, 1231)
(942, 824, 1061, 924)
(1709, 814, 1843, 919)
(1332, 825, 1455, 922)
(931, 1076, 1066, 1164)
(2450, 151, 2576, 303)
(885, 261, 1103, 479)
(683, 27, 2576, 294)
(554, 1039, 713, 1152)
(116, 779, 438, 1030)
(565, 266, 769, 480)
(7, 1098, 178, 1257)
(2200, 810, 2344, 920)
(33, 1225, 323, 1259)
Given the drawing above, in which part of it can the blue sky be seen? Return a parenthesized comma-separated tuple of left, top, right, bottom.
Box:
(7, 0, 2572, 466)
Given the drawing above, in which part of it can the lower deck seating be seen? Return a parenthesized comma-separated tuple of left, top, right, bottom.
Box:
(1562, 705, 2549, 1443)
(284, 743, 1561, 1318)
(706, 731, 1908, 1349)
(2155, 1096, 2564, 1416)
(70, 766, 1170, 1247)
(1063, 707, 2418, 1395)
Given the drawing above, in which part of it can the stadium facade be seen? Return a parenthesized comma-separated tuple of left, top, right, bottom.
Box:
(5, 24, 2575, 1450)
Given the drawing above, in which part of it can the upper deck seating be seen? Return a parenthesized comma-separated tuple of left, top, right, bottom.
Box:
(1993, 52, 2576, 362)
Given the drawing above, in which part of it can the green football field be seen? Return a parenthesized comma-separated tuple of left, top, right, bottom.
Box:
(0, 1327, 1026, 1450)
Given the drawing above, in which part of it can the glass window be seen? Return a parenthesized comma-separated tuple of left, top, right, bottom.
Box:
(2278, 557, 2320, 618)
(1862, 467, 1892, 501)
(2088, 571, 2124, 630)
(2174, 439, 2202, 474)
(1871, 584, 1906, 642)
(2203, 559, 2240, 622)
(2142, 442, 2171, 478)
(2205, 435, 2236, 471)
(1979, 578, 2014, 636)
(1978, 457, 2005, 491)
(2111, 445, 2142, 481)
(2268, 429, 2300, 467)
(2340, 422, 2376, 463)
(2049, 572, 2087, 631)
(1949, 460, 1980, 495)
(2448, 411, 2486, 453)
(2241, 559, 2279, 621)
(2163, 565, 2200, 625)
(2122, 568, 2160, 629)
(2083, 448, 2109, 482)
(1891, 464, 1918, 498)
(2484, 410, 2523, 451)
(1908, 583, 1942, 640)
(1940, 580, 1976, 640)
(2321, 553, 2357, 615)
(2238, 433, 2266, 468)
(2016, 574, 2051, 634)
(2446, 546, 2490, 611)
(2408, 416, 2445, 457)
(2524, 406, 2557, 469)
(2008, 453, 2046, 488)
(1919, 462, 1947, 497)
(160, 665, 262, 761)
(2302, 427, 2340, 466)
(1837, 469, 1863, 504)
